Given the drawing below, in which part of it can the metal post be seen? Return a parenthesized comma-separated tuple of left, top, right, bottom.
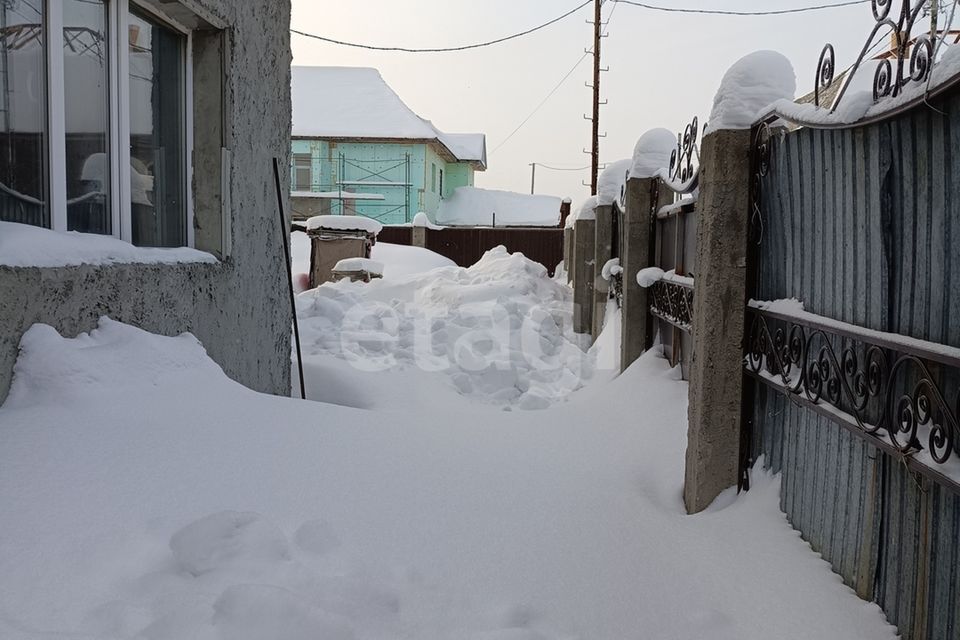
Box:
(405, 153, 411, 222)
(529, 162, 536, 194)
(272, 158, 306, 400)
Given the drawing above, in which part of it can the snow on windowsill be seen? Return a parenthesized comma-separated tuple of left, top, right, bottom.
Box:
(0, 221, 217, 268)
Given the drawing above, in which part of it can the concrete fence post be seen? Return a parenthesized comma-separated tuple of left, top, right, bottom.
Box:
(683, 128, 753, 514)
(412, 225, 427, 248)
(563, 226, 575, 284)
(619, 177, 654, 370)
(572, 219, 596, 335)
(592, 204, 614, 340)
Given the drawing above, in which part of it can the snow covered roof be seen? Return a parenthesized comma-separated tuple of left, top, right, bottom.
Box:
(436, 187, 561, 227)
(291, 67, 487, 169)
(305, 215, 384, 235)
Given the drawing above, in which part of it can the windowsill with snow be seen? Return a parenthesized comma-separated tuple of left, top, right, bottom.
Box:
(0, 221, 218, 269)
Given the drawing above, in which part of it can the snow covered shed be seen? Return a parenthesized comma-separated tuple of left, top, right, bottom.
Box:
(291, 66, 487, 225)
(0, 0, 294, 402)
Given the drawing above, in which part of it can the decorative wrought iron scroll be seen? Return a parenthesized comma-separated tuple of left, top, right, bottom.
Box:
(667, 116, 704, 191)
(815, 0, 937, 111)
(746, 307, 960, 470)
(749, 122, 772, 245)
(649, 279, 694, 332)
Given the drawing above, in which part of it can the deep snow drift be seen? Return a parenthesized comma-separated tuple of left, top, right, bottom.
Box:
(295, 246, 599, 411)
(0, 318, 896, 640)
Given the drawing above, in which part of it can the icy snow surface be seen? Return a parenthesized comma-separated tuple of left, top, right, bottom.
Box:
(0, 221, 216, 268)
(306, 215, 384, 235)
(437, 187, 561, 227)
(709, 50, 797, 130)
(0, 315, 897, 639)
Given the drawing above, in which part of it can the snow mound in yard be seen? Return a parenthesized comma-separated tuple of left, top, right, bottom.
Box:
(297, 246, 595, 410)
(709, 50, 796, 130)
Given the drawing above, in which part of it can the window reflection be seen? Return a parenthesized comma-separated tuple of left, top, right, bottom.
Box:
(65, 0, 110, 234)
(0, 0, 47, 228)
(129, 9, 185, 248)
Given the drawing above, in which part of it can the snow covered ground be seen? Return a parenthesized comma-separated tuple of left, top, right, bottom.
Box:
(0, 242, 897, 639)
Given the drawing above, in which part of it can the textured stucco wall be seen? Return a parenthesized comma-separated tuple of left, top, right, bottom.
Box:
(0, 0, 293, 402)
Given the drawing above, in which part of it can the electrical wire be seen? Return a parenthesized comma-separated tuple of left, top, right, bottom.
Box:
(290, 0, 592, 53)
(491, 0, 617, 154)
(535, 164, 593, 171)
(612, 0, 869, 16)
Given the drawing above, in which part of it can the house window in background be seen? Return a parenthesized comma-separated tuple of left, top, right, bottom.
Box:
(0, 0, 49, 228)
(293, 153, 312, 190)
(431, 162, 436, 193)
(0, 0, 199, 250)
(439, 168, 443, 199)
(129, 8, 186, 248)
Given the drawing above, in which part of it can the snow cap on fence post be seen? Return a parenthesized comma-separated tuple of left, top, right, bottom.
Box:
(709, 50, 796, 130)
(597, 159, 632, 207)
(629, 128, 676, 179)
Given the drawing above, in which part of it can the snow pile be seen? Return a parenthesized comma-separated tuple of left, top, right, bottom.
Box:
(0, 221, 216, 268)
(333, 257, 384, 275)
(630, 128, 676, 179)
(636, 267, 665, 288)
(291, 231, 454, 286)
(306, 215, 383, 235)
(437, 187, 561, 227)
(412, 211, 444, 229)
(709, 50, 797, 130)
(296, 246, 596, 410)
(0, 318, 898, 640)
(597, 159, 631, 206)
(601, 258, 622, 281)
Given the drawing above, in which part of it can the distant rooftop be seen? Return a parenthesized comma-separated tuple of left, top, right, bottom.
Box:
(291, 66, 487, 170)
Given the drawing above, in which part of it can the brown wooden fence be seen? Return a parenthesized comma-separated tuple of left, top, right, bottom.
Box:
(377, 226, 565, 276)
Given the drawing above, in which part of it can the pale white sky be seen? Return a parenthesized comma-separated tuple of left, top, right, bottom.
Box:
(290, 0, 873, 204)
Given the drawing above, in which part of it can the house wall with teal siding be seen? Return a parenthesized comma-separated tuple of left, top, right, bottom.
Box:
(291, 138, 477, 225)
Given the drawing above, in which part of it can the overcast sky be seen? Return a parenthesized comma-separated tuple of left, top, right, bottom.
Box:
(290, 0, 878, 205)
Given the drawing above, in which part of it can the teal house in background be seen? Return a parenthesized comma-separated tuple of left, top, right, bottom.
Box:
(290, 67, 487, 225)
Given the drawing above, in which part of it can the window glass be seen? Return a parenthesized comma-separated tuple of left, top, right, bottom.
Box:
(129, 9, 185, 247)
(293, 153, 311, 191)
(0, 0, 48, 227)
(64, 0, 110, 234)
(431, 163, 436, 193)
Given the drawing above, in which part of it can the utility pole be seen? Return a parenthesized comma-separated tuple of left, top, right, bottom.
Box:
(590, 0, 602, 195)
(529, 162, 536, 194)
(583, 0, 607, 195)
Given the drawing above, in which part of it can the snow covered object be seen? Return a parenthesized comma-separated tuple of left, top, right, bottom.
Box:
(629, 128, 676, 180)
(709, 50, 797, 130)
(596, 159, 632, 207)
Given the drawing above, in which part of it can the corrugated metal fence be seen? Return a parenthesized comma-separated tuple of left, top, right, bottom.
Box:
(750, 86, 960, 639)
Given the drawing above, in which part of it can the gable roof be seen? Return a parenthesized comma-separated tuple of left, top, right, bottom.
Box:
(291, 66, 487, 169)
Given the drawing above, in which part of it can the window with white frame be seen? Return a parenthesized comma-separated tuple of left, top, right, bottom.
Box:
(0, 0, 195, 248)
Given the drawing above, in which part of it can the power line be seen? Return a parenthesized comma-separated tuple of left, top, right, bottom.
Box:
(491, 0, 617, 155)
(290, 0, 592, 53)
(612, 0, 869, 16)
(536, 164, 593, 171)
(490, 53, 591, 154)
